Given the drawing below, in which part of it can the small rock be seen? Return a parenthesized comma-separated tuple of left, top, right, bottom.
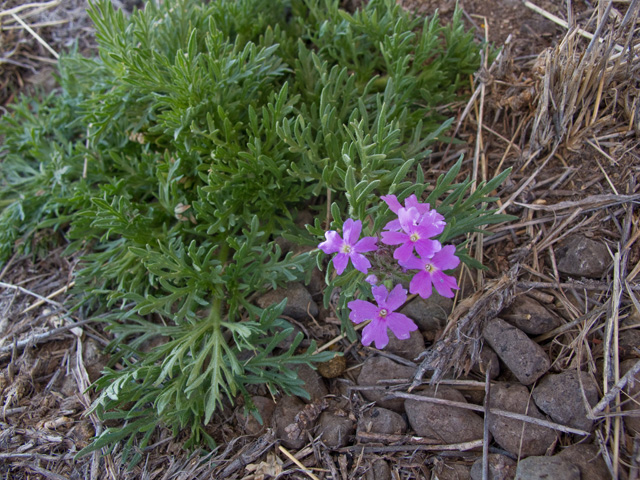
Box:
(386, 329, 426, 361)
(293, 364, 328, 403)
(317, 354, 347, 379)
(238, 396, 276, 435)
(470, 454, 517, 480)
(274, 395, 314, 449)
(532, 370, 599, 431)
(483, 318, 550, 385)
(400, 295, 453, 341)
(405, 386, 485, 444)
(82, 338, 108, 382)
(621, 359, 640, 435)
(365, 459, 392, 480)
(357, 407, 407, 441)
(358, 357, 416, 412)
(472, 346, 501, 380)
(618, 329, 640, 360)
(316, 410, 354, 447)
(488, 383, 557, 457)
(514, 455, 580, 480)
(432, 462, 472, 480)
(556, 235, 610, 278)
(501, 295, 562, 335)
(556, 444, 610, 479)
(256, 282, 318, 320)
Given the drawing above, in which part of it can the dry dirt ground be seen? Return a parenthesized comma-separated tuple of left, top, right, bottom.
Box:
(1, 0, 639, 479)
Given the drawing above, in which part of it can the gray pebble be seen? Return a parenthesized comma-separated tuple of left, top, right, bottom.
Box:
(514, 455, 580, 480)
(470, 454, 517, 480)
(483, 318, 550, 385)
(400, 295, 453, 341)
(357, 356, 416, 412)
(256, 282, 318, 320)
(555, 444, 610, 479)
(501, 295, 562, 335)
(316, 410, 354, 447)
(556, 235, 610, 278)
(237, 396, 276, 435)
(357, 407, 407, 441)
(405, 386, 485, 444)
(386, 328, 426, 361)
(488, 383, 557, 457)
(621, 359, 640, 435)
(273, 395, 314, 449)
(532, 370, 599, 431)
(293, 364, 328, 403)
(365, 459, 392, 480)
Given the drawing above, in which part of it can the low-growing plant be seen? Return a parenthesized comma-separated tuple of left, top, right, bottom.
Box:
(0, 0, 512, 464)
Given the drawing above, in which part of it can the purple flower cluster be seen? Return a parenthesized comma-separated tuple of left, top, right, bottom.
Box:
(318, 194, 460, 349)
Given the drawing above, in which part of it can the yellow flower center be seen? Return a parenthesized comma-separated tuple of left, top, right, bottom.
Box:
(425, 263, 434, 272)
(410, 233, 420, 242)
(379, 308, 388, 317)
(341, 244, 352, 254)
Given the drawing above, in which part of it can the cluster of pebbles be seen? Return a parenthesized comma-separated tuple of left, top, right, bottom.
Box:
(244, 235, 636, 479)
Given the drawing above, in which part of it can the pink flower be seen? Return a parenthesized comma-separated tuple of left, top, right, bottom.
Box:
(381, 194, 445, 232)
(380, 207, 444, 262)
(347, 284, 417, 349)
(318, 218, 378, 275)
(400, 245, 460, 299)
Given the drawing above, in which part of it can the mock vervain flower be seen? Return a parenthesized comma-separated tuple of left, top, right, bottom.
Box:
(318, 218, 378, 275)
(347, 284, 417, 349)
(380, 207, 444, 262)
(381, 194, 445, 232)
(400, 244, 460, 299)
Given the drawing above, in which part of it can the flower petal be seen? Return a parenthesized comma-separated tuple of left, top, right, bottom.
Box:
(398, 207, 420, 233)
(343, 218, 362, 245)
(432, 270, 459, 298)
(415, 239, 442, 259)
(383, 219, 401, 231)
(384, 284, 407, 312)
(361, 317, 389, 349)
(386, 312, 418, 340)
(355, 236, 378, 253)
(332, 252, 349, 275)
(398, 255, 424, 270)
(350, 252, 372, 274)
(318, 230, 342, 254)
(432, 244, 460, 271)
(381, 231, 407, 246)
(409, 270, 433, 299)
(381, 194, 402, 214)
(393, 241, 415, 263)
(371, 284, 389, 306)
(348, 299, 379, 323)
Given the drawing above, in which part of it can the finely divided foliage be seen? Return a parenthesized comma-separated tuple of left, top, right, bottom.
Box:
(0, 0, 512, 464)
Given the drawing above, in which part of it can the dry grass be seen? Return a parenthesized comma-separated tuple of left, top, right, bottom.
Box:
(0, 0, 639, 478)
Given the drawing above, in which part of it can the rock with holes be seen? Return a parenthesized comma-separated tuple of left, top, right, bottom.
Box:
(400, 295, 453, 341)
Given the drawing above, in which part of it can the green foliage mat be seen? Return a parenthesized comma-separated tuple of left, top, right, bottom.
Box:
(0, 0, 512, 464)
